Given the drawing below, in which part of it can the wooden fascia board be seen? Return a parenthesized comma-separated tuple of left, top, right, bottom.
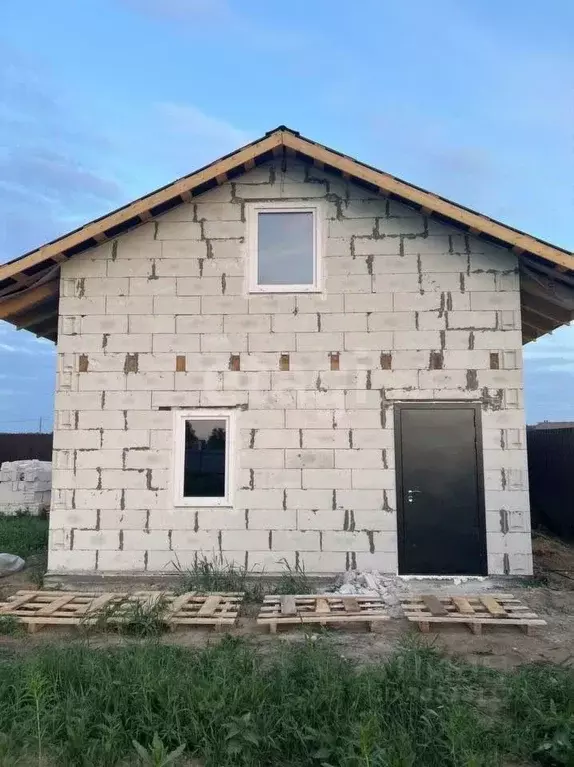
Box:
(0, 132, 285, 283)
(0, 282, 59, 320)
(281, 133, 574, 272)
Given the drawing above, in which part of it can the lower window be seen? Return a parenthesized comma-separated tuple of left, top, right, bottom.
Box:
(173, 410, 234, 506)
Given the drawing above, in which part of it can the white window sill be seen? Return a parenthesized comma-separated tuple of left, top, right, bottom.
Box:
(174, 498, 233, 508)
(250, 285, 322, 294)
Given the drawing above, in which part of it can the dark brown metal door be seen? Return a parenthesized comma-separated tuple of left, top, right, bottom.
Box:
(395, 403, 487, 575)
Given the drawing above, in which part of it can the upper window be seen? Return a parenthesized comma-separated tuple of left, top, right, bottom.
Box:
(247, 202, 322, 292)
(173, 410, 235, 507)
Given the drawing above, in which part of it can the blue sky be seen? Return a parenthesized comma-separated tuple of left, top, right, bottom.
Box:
(1, 0, 573, 431)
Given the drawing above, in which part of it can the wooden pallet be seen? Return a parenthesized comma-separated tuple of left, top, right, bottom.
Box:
(401, 593, 547, 635)
(164, 592, 244, 630)
(0, 590, 244, 633)
(257, 594, 389, 633)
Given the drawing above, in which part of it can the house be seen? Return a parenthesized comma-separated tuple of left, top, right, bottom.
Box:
(1, 126, 573, 579)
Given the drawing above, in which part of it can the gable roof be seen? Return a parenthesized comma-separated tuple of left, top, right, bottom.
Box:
(1, 125, 572, 343)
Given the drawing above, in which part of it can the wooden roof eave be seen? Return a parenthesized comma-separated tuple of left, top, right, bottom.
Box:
(0, 281, 59, 322)
(2, 126, 574, 287)
(279, 132, 574, 272)
(0, 131, 285, 287)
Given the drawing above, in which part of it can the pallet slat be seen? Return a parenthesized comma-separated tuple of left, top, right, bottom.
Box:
(0, 593, 33, 612)
(81, 593, 123, 616)
(197, 595, 222, 617)
(166, 593, 196, 616)
(422, 594, 448, 616)
(35, 595, 76, 616)
(405, 616, 547, 626)
(281, 596, 297, 616)
(342, 597, 360, 614)
(451, 597, 475, 614)
(480, 595, 507, 617)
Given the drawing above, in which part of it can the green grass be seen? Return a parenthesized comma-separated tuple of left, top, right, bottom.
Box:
(82, 596, 171, 638)
(0, 512, 49, 587)
(0, 513, 48, 560)
(269, 558, 314, 595)
(176, 556, 315, 603)
(175, 556, 266, 603)
(0, 640, 571, 767)
(0, 616, 24, 636)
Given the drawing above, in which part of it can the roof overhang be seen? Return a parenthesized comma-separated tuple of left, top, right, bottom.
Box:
(1, 126, 572, 343)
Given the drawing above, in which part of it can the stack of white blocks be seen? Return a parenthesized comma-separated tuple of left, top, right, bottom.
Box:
(0, 460, 52, 516)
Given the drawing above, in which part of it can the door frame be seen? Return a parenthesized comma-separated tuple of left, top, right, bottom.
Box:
(394, 401, 488, 576)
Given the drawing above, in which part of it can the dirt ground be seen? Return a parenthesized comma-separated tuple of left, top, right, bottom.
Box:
(1, 532, 573, 669)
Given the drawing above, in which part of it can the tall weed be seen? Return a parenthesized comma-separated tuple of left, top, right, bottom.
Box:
(0, 639, 571, 766)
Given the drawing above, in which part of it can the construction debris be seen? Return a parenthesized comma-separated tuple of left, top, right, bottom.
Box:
(328, 571, 402, 614)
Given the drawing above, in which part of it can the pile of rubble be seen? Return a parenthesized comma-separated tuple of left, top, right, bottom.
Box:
(327, 570, 492, 617)
(328, 570, 403, 614)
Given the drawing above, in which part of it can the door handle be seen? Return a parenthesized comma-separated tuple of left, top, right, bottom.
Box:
(406, 489, 422, 504)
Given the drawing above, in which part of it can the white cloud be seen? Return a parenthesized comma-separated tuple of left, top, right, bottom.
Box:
(523, 323, 574, 374)
(117, 0, 305, 50)
(0, 341, 54, 356)
(523, 323, 574, 360)
(0, 45, 121, 262)
(0, 342, 18, 353)
(155, 103, 251, 149)
(320, 1, 574, 249)
(131, 103, 254, 179)
(118, 0, 229, 22)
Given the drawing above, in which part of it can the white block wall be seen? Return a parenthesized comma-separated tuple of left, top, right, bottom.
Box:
(0, 460, 51, 516)
(49, 160, 532, 575)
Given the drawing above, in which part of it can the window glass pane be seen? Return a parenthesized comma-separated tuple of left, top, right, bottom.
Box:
(183, 419, 226, 498)
(258, 211, 314, 285)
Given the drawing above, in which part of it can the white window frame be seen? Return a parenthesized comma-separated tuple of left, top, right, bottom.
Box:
(246, 201, 323, 293)
(173, 409, 235, 508)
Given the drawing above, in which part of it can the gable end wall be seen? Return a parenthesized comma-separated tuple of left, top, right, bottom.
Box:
(49, 160, 531, 576)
